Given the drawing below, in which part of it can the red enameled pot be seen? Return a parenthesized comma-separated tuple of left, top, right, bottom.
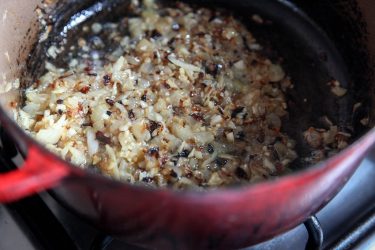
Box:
(0, 0, 374, 249)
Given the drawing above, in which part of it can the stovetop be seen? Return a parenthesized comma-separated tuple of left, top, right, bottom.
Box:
(0, 143, 375, 250)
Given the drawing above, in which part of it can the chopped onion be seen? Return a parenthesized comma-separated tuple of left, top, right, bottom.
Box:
(87, 129, 99, 156)
(167, 54, 202, 72)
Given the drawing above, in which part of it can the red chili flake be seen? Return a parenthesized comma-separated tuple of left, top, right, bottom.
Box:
(50, 82, 57, 89)
(163, 82, 171, 89)
(275, 163, 284, 173)
(80, 86, 90, 94)
(78, 104, 84, 112)
(9, 101, 18, 108)
(190, 112, 204, 122)
(35, 79, 41, 87)
(103, 74, 111, 85)
(160, 155, 169, 165)
(95, 131, 111, 144)
(84, 66, 93, 74)
(10, 101, 18, 108)
(105, 98, 115, 106)
(213, 27, 223, 37)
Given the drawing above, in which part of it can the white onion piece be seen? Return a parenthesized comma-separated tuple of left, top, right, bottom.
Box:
(167, 55, 202, 72)
(87, 129, 99, 156)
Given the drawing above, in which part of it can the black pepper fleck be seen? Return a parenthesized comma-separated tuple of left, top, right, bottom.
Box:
(231, 107, 245, 118)
(235, 167, 248, 179)
(142, 177, 153, 183)
(235, 131, 245, 140)
(170, 170, 178, 178)
(148, 147, 160, 158)
(150, 29, 162, 39)
(56, 99, 63, 104)
(178, 149, 190, 158)
(103, 74, 111, 85)
(128, 110, 135, 120)
(207, 144, 214, 154)
(215, 157, 228, 167)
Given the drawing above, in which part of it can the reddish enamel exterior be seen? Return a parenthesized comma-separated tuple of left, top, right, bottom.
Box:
(55, 129, 374, 249)
(0, 146, 71, 202)
(0, 129, 371, 248)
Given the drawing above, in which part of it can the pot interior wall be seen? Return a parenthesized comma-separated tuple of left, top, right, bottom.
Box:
(0, 0, 41, 106)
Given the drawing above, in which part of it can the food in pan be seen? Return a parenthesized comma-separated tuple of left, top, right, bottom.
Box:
(13, 0, 348, 189)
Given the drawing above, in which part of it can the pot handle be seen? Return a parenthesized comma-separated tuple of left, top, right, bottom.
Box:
(0, 145, 71, 203)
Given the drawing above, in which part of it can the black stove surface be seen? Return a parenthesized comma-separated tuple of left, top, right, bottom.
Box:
(0, 150, 375, 250)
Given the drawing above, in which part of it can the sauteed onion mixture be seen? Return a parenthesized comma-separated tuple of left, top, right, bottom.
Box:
(14, 0, 348, 189)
